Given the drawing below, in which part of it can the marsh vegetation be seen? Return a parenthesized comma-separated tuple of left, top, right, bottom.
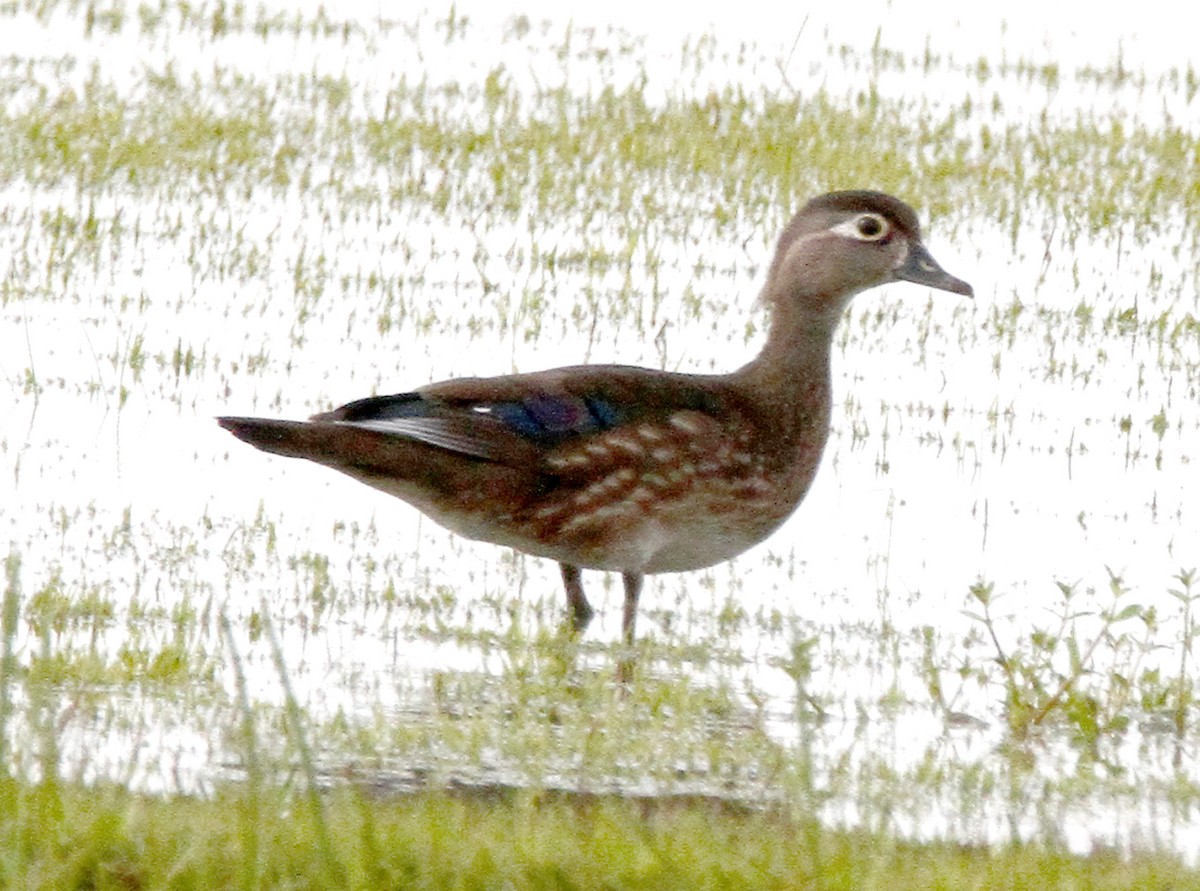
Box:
(1, 0, 1199, 884)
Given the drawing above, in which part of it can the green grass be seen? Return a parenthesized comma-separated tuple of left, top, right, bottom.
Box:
(1, 778, 1195, 890)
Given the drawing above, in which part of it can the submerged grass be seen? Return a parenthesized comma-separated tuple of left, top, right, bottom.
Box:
(2, 50, 1196, 249)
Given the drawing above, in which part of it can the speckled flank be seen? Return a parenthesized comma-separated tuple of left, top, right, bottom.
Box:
(506, 410, 807, 572)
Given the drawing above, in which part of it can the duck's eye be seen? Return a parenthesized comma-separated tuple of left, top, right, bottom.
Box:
(854, 213, 888, 240)
(831, 213, 892, 243)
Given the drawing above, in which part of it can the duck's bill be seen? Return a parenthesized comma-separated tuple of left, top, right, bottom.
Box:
(896, 242, 974, 297)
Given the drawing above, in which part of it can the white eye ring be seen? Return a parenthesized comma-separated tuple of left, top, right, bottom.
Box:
(833, 213, 891, 242)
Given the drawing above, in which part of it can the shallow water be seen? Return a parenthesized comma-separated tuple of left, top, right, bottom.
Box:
(2, 0, 1199, 861)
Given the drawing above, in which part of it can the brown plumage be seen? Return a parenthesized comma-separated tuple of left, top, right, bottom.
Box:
(218, 191, 972, 661)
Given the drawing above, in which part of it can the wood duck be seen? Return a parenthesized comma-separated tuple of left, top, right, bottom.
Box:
(218, 191, 971, 656)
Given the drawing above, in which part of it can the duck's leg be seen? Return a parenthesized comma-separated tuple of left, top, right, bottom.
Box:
(559, 563, 594, 632)
(621, 572, 643, 646)
(617, 572, 644, 684)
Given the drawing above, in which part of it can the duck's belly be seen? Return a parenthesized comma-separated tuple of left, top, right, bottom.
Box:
(432, 476, 805, 575)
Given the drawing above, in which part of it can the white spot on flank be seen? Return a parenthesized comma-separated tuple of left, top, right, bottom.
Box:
(559, 513, 592, 534)
(606, 434, 644, 456)
(559, 501, 636, 534)
(637, 424, 665, 443)
(589, 503, 634, 523)
(669, 413, 706, 435)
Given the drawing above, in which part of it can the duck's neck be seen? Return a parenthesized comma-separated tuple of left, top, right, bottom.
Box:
(730, 297, 845, 464)
(738, 294, 842, 400)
